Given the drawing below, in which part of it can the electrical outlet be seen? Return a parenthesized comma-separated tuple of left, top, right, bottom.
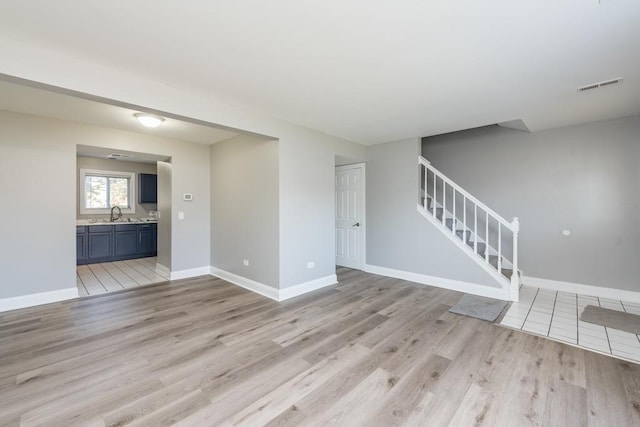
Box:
(307, 261, 315, 269)
(243, 259, 249, 267)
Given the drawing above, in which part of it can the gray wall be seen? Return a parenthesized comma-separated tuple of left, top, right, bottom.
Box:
(157, 160, 172, 270)
(210, 134, 280, 288)
(0, 112, 76, 298)
(0, 110, 210, 299)
(1, 43, 370, 293)
(76, 156, 158, 220)
(422, 116, 640, 291)
(366, 137, 500, 288)
(278, 130, 367, 288)
(209, 129, 366, 291)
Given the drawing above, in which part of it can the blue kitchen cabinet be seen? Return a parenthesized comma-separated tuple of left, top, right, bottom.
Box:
(114, 224, 138, 258)
(87, 225, 113, 263)
(137, 223, 156, 256)
(152, 224, 157, 256)
(76, 226, 88, 263)
(139, 173, 157, 204)
(77, 223, 158, 265)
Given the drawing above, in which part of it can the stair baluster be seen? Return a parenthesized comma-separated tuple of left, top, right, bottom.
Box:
(418, 156, 520, 301)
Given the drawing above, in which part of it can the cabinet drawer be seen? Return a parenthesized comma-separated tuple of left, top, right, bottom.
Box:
(76, 226, 87, 234)
(138, 224, 153, 230)
(115, 224, 137, 231)
(88, 225, 113, 233)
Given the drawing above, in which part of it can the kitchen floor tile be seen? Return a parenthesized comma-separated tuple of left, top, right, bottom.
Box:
(499, 285, 640, 363)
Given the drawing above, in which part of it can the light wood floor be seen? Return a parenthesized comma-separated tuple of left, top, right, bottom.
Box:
(2, 268, 640, 426)
(77, 257, 168, 296)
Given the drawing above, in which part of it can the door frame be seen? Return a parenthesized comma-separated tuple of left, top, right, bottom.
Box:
(335, 162, 366, 270)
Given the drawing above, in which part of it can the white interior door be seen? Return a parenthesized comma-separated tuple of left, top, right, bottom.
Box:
(335, 164, 365, 269)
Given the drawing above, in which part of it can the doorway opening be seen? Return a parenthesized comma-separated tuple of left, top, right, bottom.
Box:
(75, 145, 172, 296)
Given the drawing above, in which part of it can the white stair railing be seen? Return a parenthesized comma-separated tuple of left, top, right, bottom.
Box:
(418, 156, 520, 301)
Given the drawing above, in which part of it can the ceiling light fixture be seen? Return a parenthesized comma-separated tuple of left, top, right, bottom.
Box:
(134, 113, 165, 128)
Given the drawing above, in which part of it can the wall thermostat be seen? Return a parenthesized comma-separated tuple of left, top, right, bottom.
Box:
(183, 193, 193, 201)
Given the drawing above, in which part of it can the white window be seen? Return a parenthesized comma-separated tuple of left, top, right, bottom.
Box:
(80, 169, 136, 214)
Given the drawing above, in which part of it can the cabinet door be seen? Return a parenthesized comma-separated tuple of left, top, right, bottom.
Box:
(115, 230, 138, 257)
(88, 232, 113, 260)
(139, 173, 158, 204)
(76, 227, 88, 265)
(151, 224, 158, 256)
(138, 224, 154, 255)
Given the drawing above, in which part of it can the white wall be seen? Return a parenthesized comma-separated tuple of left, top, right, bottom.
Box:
(0, 110, 210, 299)
(210, 134, 280, 288)
(76, 156, 158, 220)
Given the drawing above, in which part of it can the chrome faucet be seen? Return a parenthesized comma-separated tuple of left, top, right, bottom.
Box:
(110, 206, 122, 222)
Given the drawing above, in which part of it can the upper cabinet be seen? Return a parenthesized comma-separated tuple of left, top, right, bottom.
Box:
(138, 173, 158, 204)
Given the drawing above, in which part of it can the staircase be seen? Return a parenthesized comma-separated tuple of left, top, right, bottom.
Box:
(418, 156, 520, 301)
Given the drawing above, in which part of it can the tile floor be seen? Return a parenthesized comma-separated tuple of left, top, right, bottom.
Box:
(76, 257, 169, 296)
(500, 285, 640, 363)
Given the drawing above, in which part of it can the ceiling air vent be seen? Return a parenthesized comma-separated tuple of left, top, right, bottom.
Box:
(578, 77, 623, 93)
(578, 83, 599, 92)
(599, 78, 623, 87)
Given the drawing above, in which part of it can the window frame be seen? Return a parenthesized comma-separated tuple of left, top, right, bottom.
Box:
(79, 169, 136, 215)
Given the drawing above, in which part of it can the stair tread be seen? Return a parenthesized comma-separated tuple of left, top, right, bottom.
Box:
(422, 196, 516, 282)
(420, 169, 519, 288)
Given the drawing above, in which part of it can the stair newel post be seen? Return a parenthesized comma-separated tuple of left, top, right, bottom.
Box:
(510, 217, 520, 302)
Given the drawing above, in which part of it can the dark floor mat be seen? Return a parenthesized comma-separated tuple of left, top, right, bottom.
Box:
(580, 305, 640, 335)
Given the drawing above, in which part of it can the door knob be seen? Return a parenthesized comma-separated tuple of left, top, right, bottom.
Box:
(352, 222, 360, 227)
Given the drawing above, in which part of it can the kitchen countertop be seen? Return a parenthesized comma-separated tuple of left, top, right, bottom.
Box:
(76, 219, 158, 226)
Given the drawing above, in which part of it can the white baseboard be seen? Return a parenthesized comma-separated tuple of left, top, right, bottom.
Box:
(209, 267, 336, 302)
(279, 274, 337, 301)
(0, 267, 332, 313)
(0, 287, 78, 313)
(170, 266, 211, 281)
(416, 205, 512, 292)
(364, 264, 510, 301)
(155, 263, 171, 279)
(523, 276, 640, 304)
(209, 267, 280, 301)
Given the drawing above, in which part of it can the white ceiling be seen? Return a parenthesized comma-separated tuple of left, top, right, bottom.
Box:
(0, 1, 639, 145)
(0, 80, 238, 145)
(76, 145, 171, 164)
